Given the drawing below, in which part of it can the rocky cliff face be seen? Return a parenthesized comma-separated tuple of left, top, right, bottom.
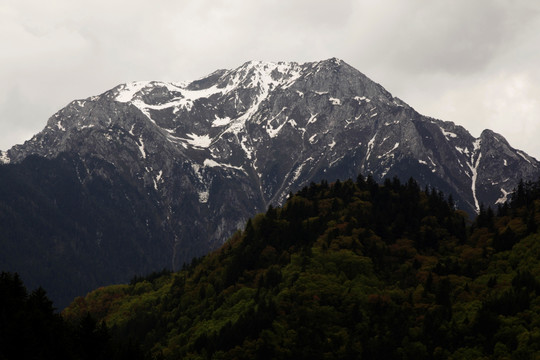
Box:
(1, 58, 539, 302)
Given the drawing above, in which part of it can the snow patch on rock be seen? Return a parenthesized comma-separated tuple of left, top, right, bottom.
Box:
(329, 97, 341, 106)
(137, 136, 147, 159)
(496, 188, 510, 205)
(186, 133, 212, 148)
(203, 159, 244, 172)
(440, 127, 457, 139)
(115, 81, 151, 102)
(212, 116, 232, 127)
(0, 151, 10, 164)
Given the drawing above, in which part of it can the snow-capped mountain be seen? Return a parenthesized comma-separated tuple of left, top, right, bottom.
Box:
(1, 58, 539, 304)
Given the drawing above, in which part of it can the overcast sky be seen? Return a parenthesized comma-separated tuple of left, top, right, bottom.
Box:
(2, 0, 540, 158)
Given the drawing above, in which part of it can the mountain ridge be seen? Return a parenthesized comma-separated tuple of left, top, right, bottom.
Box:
(2, 57, 539, 243)
(1, 58, 539, 306)
(2, 58, 539, 234)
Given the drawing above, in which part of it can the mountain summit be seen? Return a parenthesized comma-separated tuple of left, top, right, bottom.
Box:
(1, 58, 539, 305)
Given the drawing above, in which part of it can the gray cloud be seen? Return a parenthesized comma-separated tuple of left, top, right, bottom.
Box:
(1, 0, 540, 159)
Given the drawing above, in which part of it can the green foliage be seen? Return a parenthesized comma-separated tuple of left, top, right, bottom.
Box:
(63, 176, 540, 359)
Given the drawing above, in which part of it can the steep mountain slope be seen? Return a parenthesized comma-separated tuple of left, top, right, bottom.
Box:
(0, 154, 172, 307)
(0, 58, 538, 306)
(3, 59, 537, 217)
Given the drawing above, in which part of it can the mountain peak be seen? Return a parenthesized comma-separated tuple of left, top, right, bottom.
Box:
(4, 58, 540, 262)
(3, 58, 540, 307)
(480, 128, 500, 139)
(316, 57, 345, 68)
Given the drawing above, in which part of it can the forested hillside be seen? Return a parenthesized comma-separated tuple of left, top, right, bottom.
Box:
(60, 176, 540, 359)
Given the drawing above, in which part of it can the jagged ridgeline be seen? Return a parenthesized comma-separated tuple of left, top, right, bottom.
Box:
(1, 58, 539, 308)
(62, 177, 540, 359)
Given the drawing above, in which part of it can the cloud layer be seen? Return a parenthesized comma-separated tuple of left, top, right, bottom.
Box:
(1, 0, 540, 157)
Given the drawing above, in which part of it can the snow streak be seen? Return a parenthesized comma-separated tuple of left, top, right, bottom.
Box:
(467, 139, 482, 213)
